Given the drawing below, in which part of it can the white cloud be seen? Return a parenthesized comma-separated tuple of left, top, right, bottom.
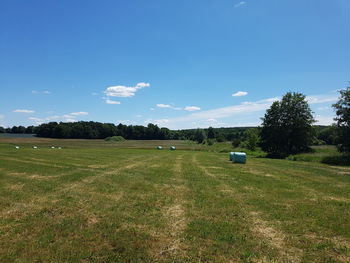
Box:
(184, 106, 201, 111)
(32, 90, 50, 95)
(306, 94, 338, 104)
(104, 82, 150, 98)
(28, 111, 89, 125)
(234, 1, 246, 8)
(153, 97, 278, 129)
(13, 109, 35, 113)
(315, 115, 334, 125)
(153, 119, 170, 125)
(232, 91, 248, 97)
(29, 117, 43, 125)
(70, 112, 89, 116)
(105, 98, 121, 105)
(157, 104, 172, 108)
(62, 112, 89, 119)
(135, 82, 150, 88)
(317, 106, 331, 111)
(149, 92, 337, 129)
(156, 104, 182, 110)
(45, 115, 60, 120)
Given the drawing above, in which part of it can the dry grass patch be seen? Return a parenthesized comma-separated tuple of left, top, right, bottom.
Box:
(249, 211, 302, 262)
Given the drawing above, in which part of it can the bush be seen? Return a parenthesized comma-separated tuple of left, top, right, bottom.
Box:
(105, 136, 126, 142)
(206, 139, 215, 146)
(321, 155, 350, 165)
(216, 135, 225, 142)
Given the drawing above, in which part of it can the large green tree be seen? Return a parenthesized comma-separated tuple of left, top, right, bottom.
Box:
(260, 92, 315, 158)
(333, 86, 350, 153)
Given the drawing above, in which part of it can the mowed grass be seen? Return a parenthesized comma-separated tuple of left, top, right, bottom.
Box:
(0, 139, 350, 262)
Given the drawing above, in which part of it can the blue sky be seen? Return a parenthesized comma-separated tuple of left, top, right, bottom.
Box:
(0, 0, 349, 129)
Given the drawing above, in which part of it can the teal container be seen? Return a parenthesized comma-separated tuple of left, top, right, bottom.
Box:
(156, 146, 163, 150)
(170, 146, 176, 150)
(229, 152, 234, 161)
(232, 152, 246, 164)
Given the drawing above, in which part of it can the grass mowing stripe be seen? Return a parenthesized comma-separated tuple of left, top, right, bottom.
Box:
(180, 153, 273, 262)
(196, 153, 350, 262)
(1, 142, 350, 262)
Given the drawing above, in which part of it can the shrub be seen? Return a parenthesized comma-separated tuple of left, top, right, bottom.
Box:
(105, 136, 126, 142)
(321, 155, 350, 165)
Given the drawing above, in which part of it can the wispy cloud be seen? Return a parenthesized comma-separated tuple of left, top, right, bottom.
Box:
(156, 104, 201, 111)
(29, 117, 44, 124)
(306, 94, 338, 104)
(105, 98, 121, 104)
(152, 97, 277, 129)
(150, 92, 338, 129)
(156, 104, 172, 108)
(232, 91, 248, 97)
(315, 115, 334, 125)
(104, 82, 150, 98)
(234, 1, 246, 8)
(28, 111, 89, 125)
(156, 104, 182, 110)
(13, 109, 35, 113)
(70, 112, 89, 116)
(184, 106, 201, 111)
(32, 90, 51, 95)
(317, 106, 331, 111)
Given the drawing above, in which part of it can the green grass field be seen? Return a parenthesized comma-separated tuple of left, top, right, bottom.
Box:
(0, 138, 349, 262)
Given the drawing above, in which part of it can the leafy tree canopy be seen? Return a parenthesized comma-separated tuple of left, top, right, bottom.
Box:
(333, 86, 350, 153)
(260, 92, 315, 158)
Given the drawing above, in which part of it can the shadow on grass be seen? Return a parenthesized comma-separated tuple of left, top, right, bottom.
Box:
(321, 154, 350, 166)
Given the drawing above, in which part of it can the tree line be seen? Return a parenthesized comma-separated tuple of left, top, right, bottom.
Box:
(0, 121, 250, 142)
(1, 86, 349, 157)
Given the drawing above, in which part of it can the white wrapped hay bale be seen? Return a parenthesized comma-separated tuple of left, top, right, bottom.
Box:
(231, 152, 247, 164)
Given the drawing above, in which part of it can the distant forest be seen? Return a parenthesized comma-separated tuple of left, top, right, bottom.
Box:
(0, 122, 248, 143)
(0, 121, 337, 145)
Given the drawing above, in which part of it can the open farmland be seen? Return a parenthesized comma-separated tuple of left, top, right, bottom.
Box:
(0, 139, 350, 262)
